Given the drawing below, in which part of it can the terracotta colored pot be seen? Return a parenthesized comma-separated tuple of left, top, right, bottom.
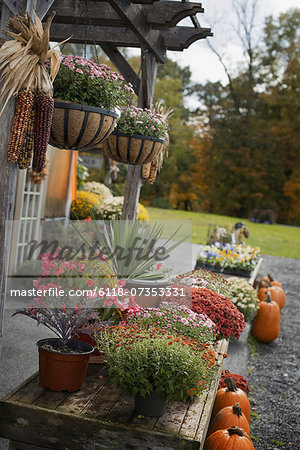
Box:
(72, 331, 106, 364)
(37, 338, 93, 392)
(125, 277, 170, 308)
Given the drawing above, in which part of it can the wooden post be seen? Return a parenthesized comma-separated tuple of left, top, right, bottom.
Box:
(0, 0, 54, 356)
(121, 49, 158, 220)
(0, 3, 19, 357)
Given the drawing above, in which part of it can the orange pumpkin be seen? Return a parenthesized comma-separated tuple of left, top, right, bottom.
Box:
(258, 276, 271, 289)
(204, 426, 254, 450)
(207, 403, 250, 437)
(268, 273, 282, 288)
(258, 274, 282, 289)
(258, 285, 285, 309)
(211, 378, 251, 423)
(252, 292, 280, 343)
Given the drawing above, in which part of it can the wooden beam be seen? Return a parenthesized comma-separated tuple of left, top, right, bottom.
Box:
(35, 0, 55, 20)
(100, 44, 140, 96)
(107, 0, 165, 62)
(0, 0, 54, 357)
(49, 24, 212, 51)
(164, 26, 213, 51)
(122, 49, 157, 220)
(46, 1, 204, 30)
(144, 1, 204, 29)
(1, 0, 23, 15)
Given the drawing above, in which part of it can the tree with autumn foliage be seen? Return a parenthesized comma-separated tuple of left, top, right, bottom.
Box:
(190, 6, 300, 224)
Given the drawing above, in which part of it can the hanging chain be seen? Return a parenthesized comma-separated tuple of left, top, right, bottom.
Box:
(83, 0, 89, 59)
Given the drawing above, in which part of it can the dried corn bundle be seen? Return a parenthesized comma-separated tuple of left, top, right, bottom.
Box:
(18, 107, 35, 169)
(142, 162, 151, 181)
(7, 90, 34, 162)
(32, 94, 54, 173)
(148, 159, 159, 184)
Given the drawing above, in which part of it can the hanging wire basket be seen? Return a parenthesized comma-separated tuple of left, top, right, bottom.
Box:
(103, 130, 164, 165)
(49, 101, 117, 151)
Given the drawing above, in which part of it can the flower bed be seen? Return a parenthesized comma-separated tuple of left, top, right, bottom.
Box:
(196, 244, 260, 277)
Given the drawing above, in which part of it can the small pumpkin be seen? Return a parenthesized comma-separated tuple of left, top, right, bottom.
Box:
(204, 426, 254, 450)
(258, 285, 285, 309)
(258, 274, 282, 289)
(258, 276, 271, 289)
(207, 403, 250, 437)
(252, 291, 280, 343)
(211, 377, 251, 423)
(268, 273, 282, 288)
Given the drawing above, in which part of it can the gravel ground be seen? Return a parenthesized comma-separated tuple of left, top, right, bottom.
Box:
(247, 255, 300, 449)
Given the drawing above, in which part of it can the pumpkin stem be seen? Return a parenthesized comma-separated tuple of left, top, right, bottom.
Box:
(232, 403, 242, 418)
(266, 291, 272, 303)
(268, 273, 274, 282)
(224, 377, 238, 392)
(228, 426, 245, 437)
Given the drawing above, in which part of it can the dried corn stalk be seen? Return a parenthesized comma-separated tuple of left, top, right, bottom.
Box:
(0, 10, 64, 114)
(0, 9, 68, 168)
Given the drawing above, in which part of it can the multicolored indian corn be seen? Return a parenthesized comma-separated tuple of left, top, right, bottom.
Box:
(18, 107, 35, 169)
(148, 159, 159, 184)
(7, 90, 34, 162)
(32, 94, 54, 173)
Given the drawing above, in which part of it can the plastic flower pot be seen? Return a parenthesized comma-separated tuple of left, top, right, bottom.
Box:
(37, 338, 94, 392)
(124, 277, 170, 308)
(72, 327, 106, 364)
(103, 130, 164, 165)
(49, 101, 118, 151)
(134, 390, 166, 417)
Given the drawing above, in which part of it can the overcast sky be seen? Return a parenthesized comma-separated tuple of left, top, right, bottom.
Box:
(168, 0, 299, 86)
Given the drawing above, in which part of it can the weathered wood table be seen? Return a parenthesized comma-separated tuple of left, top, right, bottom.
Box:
(0, 340, 228, 450)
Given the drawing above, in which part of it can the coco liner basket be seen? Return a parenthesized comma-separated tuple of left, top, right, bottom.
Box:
(103, 130, 164, 165)
(49, 101, 118, 151)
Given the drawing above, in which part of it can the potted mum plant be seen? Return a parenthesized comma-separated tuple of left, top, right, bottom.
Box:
(48, 55, 134, 151)
(96, 324, 217, 417)
(12, 306, 94, 392)
(103, 105, 169, 165)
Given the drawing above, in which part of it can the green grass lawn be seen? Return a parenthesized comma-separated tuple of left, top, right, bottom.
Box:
(147, 207, 300, 259)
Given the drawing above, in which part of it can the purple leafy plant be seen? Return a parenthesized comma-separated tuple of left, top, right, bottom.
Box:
(12, 306, 93, 351)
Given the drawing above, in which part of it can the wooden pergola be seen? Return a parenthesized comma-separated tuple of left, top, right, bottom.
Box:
(0, 0, 212, 353)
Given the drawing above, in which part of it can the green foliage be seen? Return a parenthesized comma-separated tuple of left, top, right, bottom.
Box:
(271, 439, 284, 447)
(95, 325, 216, 402)
(189, 8, 300, 224)
(151, 197, 173, 209)
(250, 411, 260, 420)
(248, 334, 259, 357)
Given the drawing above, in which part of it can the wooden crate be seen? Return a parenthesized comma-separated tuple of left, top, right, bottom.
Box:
(0, 340, 228, 450)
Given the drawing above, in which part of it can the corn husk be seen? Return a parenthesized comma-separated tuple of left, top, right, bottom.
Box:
(143, 101, 173, 184)
(0, 10, 68, 115)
